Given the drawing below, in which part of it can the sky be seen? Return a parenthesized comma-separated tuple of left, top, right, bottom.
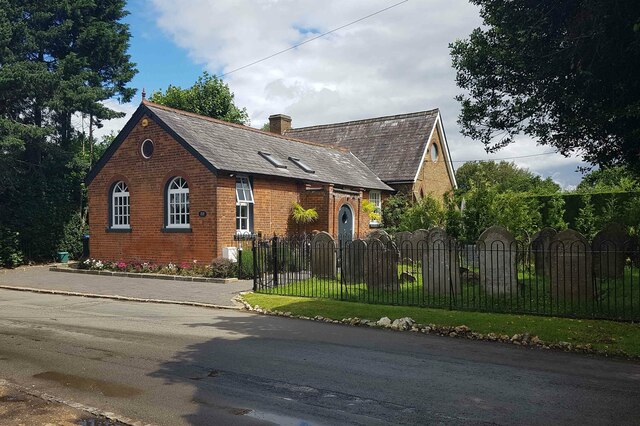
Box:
(98, 0, 589, 188)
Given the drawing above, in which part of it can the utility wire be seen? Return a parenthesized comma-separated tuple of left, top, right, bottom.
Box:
(451, 151, 560, 163)
(218, 0, 409, 78)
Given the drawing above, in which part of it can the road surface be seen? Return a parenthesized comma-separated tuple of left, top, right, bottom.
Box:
(0, 289, 638, 425)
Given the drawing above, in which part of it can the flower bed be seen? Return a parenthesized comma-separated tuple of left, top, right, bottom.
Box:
(79, 257, 237, 279)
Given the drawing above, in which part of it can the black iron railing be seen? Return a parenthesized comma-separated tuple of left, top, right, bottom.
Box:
(251, 230, 640, 321)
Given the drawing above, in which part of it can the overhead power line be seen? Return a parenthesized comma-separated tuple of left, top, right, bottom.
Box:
(219, 0, 410, 78)
(452, 151, 560, 163)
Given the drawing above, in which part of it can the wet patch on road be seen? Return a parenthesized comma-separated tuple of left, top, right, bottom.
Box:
(0, 384, 126, 425)
(33, 371, 143, 397)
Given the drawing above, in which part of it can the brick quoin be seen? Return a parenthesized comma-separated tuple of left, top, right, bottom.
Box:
(88, 114, 391, 264)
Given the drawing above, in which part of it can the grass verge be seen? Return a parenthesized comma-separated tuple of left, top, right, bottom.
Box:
(243, 293, 640, 358)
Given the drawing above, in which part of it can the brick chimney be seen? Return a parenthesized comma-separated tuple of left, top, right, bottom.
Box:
(268, 114, 292, 135)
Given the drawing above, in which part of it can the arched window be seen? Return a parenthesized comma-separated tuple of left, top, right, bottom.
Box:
(111, 181, 130, 229)
(167, 177, 190, 228)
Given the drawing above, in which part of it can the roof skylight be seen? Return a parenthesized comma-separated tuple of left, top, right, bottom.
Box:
(259, 151, 287, 168)
(289, 157, 315, 173)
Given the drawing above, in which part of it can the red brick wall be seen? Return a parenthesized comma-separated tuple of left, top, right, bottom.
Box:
(88, 115, 218, 264)
(88, 113, 394, 262)
(300, 185, 330, 234)
(214, 175, 303, 253)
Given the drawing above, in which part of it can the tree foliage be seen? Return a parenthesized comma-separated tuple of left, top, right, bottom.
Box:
(575, 195, 598, 239)
(362, 199, 381, 223)
(398, 195, 446, 232)
(456, 161, 560, 195)
(576, 166, 640, 193)
(450, 0, 640, 170)
(381, 194, 411, 232)
(150, 72, 249, 125)
(0, 1, 136, 261)
(542, 195, 568, 231)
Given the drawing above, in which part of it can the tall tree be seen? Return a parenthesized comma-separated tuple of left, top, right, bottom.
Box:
(455, 161, 561, 194)
(576, 166, 640, 192)
(149, 72, 249, 125)
(0, 0, 137, 260)
(450, 1, 640, 170)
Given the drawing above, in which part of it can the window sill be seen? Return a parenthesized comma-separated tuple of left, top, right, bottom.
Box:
(106, 227, 132, 233)
(234, 232, 255, 241)
(161, 227, 192, 233)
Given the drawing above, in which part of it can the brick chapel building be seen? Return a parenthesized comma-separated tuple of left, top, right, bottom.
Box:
(85, 101, 456, 263)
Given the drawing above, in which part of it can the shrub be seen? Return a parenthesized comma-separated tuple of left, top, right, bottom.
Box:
(542, 195, 567, 230)
(209, 257, 237, 278)
(0, 227, 23, 268)
(575, 195, 598, 239)
(492, 192, 542, 242)
(381, 194, 410, 232)
(57, 212, 87, 259)
(291, 202, 318, 224)
(398, 194, 446, 231)
(238, 249, 254, 279)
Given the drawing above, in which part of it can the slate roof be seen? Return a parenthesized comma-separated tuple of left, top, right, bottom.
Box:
(285, 110, 443, 183)
(86, 101, 392, 191)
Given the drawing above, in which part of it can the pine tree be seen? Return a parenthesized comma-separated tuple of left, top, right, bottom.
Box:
(0, 0, 137, 260)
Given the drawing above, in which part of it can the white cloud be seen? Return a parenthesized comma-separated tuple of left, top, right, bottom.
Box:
(73, 100, 138, 142)
(101, 0, 588, 186)
(95, 100, 138, 141)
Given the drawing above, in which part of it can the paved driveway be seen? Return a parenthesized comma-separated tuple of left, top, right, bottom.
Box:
(0, 266, 252, 307)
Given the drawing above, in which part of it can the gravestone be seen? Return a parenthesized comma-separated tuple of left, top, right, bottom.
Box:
(343, 239, 367, 284)
(310, 231, 337, 279)
(422, 227, 460, 295)
(364, 239, 399, 291)
(531, 228, 557, 276)
(409, 229, 430, 261)
(461, 244, 479, 268)
(477, 226, 517, 295)
(592, 223, 627, 279)
(550, 230, 593, 301)
(395, 231, 414, 261)
(366, 229, 392, 245)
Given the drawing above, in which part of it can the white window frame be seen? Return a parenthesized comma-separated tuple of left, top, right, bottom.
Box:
(236, 176, 254, 235)
(369, 190, 382, 225)
(167, 177, 190, 228)
(111, 181, 130, 229)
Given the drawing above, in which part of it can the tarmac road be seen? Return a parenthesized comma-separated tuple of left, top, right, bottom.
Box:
(0, 289, 639, 425)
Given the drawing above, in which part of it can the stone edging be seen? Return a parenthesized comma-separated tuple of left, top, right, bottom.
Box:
(0, 285, 241, 310)
(49, 265, 238, 284)
(236, 294, 638, 360)
(0, 378, 155, 426)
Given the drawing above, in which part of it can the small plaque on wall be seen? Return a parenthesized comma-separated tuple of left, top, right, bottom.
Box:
(198, 211, 207, 217)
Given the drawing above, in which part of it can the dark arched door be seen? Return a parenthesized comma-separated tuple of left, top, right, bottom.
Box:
(337, 204, 353, 246)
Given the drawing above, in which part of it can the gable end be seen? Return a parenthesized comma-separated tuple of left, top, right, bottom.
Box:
(85, 104, 219, 185)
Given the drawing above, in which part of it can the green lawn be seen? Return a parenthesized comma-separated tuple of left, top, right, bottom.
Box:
(258, 266, 640, 321)
(243, 292, 640, 357)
